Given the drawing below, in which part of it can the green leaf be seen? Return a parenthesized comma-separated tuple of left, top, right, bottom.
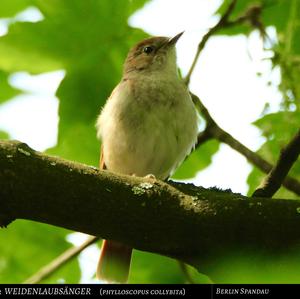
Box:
(0, 221, 80, 283)
(0, 21, 65, 73)
(172, 140, 220, 180)
(247, 110, 300, 198)
(0, 0, 33, 18)
(0, 131, 10, 139)
(129, 250, 211, 284)
(253, 111, 300, 155)
(247, 167, 263, 196)
(202, 248, 300, 283)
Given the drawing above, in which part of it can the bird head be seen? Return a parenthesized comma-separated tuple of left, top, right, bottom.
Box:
(123, 32, 184, 76)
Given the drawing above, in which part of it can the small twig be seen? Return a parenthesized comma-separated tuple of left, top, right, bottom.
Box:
(23, 236, 99, 284)
(190, 92, 215, 150)
(191, 92, 215, 126)
(195, 128, 213, 149)
(184, 0, 238, 85)
(252, 129, 300, 198)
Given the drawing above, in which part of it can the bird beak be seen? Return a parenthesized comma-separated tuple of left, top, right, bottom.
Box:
(167, 31, 184, 46)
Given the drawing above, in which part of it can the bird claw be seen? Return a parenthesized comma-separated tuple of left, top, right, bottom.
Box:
(144, 174, 156, 181)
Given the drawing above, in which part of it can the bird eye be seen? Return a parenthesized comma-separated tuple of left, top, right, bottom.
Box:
(143, 46, 154, 54)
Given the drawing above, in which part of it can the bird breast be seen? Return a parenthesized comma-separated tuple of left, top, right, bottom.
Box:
(97, 75, 198, 180)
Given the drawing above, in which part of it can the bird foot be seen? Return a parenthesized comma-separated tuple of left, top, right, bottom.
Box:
(144, 174, 156, 180)
(144, 174, 157, 184)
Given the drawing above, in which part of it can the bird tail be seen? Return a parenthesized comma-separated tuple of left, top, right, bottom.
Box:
(97, 240, 132, 283)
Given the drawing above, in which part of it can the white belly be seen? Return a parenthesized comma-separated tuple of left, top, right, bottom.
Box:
(97, 78, 198, 180)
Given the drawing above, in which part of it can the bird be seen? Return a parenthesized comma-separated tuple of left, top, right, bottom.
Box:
(96, 32, 199, 283)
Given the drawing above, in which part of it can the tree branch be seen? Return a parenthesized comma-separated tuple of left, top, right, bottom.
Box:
(252, 128, 300, 198)
(191, 93, 300, 196)
(2, 140, 300, 272)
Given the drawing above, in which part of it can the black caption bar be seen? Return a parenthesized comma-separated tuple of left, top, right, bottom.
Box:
(0, 284, 299, 298)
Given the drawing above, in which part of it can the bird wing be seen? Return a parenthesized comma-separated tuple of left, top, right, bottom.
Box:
(99, 145, 107, 170)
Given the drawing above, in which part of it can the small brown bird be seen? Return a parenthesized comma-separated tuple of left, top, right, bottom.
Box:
(96, 32, 198, 283)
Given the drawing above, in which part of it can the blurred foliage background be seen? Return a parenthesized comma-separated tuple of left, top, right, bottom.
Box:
(0, 0, 300, 283)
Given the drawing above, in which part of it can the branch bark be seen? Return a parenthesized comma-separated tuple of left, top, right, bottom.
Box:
(1, 140, 300, 272)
